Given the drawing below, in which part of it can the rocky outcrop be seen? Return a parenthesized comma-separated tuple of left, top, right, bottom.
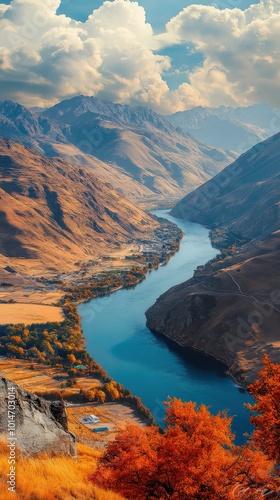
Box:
(0, 377, 76, 456)
(145, 284, 236, 371)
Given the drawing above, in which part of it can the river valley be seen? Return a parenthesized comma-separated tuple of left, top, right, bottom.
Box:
(79, 210, 252, 444)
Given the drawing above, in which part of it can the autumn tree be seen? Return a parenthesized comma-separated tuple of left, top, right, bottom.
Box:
(91, 398, 273, 499)
(95, 390, 106, 404)
(67, 353, 77, 365)
(105, 381, 120, 401)
(247, 355, 280, 466)
(7, 345, 24, 358)
(81, 388, 97, 402)
(92, 424, 161, 500)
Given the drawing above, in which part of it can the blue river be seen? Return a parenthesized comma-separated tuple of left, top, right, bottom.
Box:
(79, 210, 252, 444)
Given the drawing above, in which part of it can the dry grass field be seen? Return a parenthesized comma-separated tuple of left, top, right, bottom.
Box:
(0, 359, 102, 394)
(0, 439, 124, 500)
(0, 303, 64, 325)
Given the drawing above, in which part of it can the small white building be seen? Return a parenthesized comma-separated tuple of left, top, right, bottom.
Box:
(80, 414, 100, 424)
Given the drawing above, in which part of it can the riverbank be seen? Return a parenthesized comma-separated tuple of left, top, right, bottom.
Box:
(0, 300, 156, 426)
(147, 325, 248, 390)
(0, 212, 252, 441)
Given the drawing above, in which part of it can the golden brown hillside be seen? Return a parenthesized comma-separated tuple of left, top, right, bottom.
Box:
(0, 138, 157, 276)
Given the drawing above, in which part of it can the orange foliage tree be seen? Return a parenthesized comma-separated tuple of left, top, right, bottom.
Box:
(91, 398, 274, 499)
(247, 354, 280, 465)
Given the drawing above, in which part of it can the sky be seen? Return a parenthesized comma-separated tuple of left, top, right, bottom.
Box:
(0, 0, 279, 113)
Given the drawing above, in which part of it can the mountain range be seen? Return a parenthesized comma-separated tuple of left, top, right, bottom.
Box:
(0, 97, 235, 205)
(167, 104, 280, 154)
(146, 132, 280, 384)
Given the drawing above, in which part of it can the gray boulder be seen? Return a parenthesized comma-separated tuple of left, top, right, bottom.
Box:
(0, 377, 76, 456)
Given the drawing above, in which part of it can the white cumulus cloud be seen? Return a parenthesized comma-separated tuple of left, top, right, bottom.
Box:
(0, 0, 279, 112)
(165, 0, 280, 109)
(0, 0, 171, 110)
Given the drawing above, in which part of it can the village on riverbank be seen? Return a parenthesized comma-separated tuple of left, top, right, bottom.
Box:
(0, 215, 182, 308)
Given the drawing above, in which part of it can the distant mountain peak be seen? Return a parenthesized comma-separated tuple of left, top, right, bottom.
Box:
(167, 103, 280, 153)
(43, 94, 178, 135)
(0, 99, 36, 118)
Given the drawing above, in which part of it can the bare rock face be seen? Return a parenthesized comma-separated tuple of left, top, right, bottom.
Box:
(0, 377, 76, 456)
(146, 286, 219, 355)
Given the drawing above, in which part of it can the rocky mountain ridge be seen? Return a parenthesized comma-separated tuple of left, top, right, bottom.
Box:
(146, 230, 280, 386)
(171, 132, 280, 241)
(0, 97, 235, 204)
